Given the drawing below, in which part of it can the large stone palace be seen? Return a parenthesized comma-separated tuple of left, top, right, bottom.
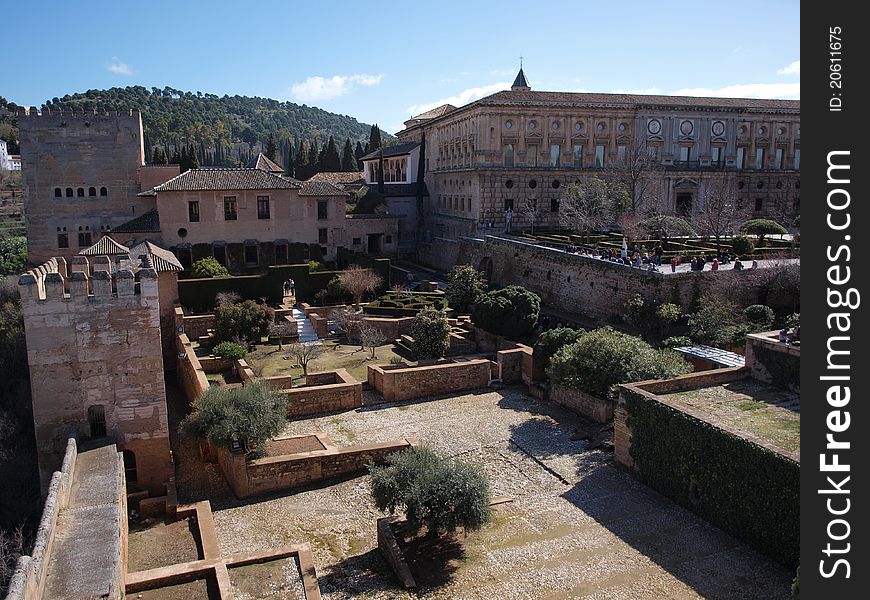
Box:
(395, 68, 800, 240)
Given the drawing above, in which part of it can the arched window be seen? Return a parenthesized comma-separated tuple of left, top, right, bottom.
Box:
(122, 450, 138, 484)
(77, 187, 85, 197)
(87, 405, 106, 438)
(66, 187, 73, 197)
(54, 187, 62, 197)
(100, 187, 108, 196)
(88, 187, 96, 197)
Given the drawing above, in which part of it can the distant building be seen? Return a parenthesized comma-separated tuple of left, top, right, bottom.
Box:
(0, 139, 20, 170)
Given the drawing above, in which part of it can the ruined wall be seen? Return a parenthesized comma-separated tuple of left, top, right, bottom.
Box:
(18, 107, 150, 265)
(19, 257, 172, 495)
(368, 359, 491, 402)
(175, 332, 209, 404)
(744, 332, 800, 391)
(280, 369, 363, 418)
(550, 385, 615, 423)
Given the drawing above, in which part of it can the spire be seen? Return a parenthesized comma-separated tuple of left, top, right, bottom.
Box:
(511, 61, 530, 92)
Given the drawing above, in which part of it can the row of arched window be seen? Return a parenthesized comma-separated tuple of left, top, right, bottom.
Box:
(54, 186, 108, 198)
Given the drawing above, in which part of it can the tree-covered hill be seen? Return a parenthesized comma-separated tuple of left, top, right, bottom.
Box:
(1, 88, 392, 170)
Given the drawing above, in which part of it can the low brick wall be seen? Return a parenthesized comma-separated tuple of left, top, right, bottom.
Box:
(368, 359, 491, 402)
(180, 313, 215, 340)
(377, 517, 416, 589)
(5, 438, 77, 600)
(280, 369, 363, 418)
(550, 384, 615, 423)
(300, 302, 347, 319)
(176, 333, 209, 404)
(217, 438, 416, 498)
(496, 345, 533, 384)
(309, 313, 329, 338)
(199, 356, 235, 374)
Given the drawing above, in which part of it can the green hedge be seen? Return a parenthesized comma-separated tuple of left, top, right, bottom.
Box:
(623, 387, 799, 567)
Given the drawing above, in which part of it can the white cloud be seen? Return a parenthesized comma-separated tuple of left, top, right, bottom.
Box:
(290, 74, 383, 102)
(407, 82, 509, 116)
(107, 57, 132, 75)
(777, 60, 800, 75)
(669, 82, 800, 100)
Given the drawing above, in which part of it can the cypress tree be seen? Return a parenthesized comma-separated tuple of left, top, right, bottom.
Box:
(189, 143, 200, 169)
(144, 142, 152, 163)
(295, 141, 309, 180)
(171, 146, 182, 166)
(308, 139, 319, 176)
(377, 147, 385, 194)
(355, 141, 365, 163)
(152, 146, 166, 164)
(265, 133, 278, 160)
(323, 136, 342, 172)
(341, 138, 358, 171)
(369, 124, 382, 152)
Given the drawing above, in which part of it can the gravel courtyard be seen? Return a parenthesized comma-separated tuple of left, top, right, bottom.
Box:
(170, 384, 793, 599)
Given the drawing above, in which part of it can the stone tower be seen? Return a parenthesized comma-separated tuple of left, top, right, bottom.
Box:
(18, 256, 172, 495)
(18, 107, 153, 265)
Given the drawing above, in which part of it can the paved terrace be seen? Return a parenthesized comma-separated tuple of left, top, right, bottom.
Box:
(172, 384, 792, 599)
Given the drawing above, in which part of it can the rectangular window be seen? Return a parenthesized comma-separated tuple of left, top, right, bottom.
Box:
(188, 201, 200, 222)
(352, 237, 362, 245)
(213, 245, 226, 265)
(774, 147, 784, 169)
(504, 198, 514, 211)
(679, 146, 690, 162)
(794, 148, 800, 169)
(527, 144, 538, 167)
(755, 148, 765, 169)
(595, 145, 605, 168)
(573, 144, 583, 167)
(318, 228, 328, 244)
(736, 147, 746, 170)
(78, 231, 92, 247)
(617, 145, 626, 163)
(317, 200, 328, 220)
(257, 195, 270, 219)
(275, 244, 288, 264)
(223, 196, 237, 220)
(755, 198, 764, 212)
(57, 233, 69, 248)
(244, 244, 258, 266)
(549, 144, 560, 167)
(711, 147, 722, 165)
(550, 198, 560, 212)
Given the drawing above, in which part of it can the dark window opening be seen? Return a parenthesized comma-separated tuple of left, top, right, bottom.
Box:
(66, 187, 73, 197)
(676, 194, 693, 218)
(176, 248, 192, 269)
(504, 198, 514, 211)
(528, 179, 537, 189)
(550, 198, 560, 212)
(352, 237, 362, 245)
(275, 244, 288, 265)
(244, 244, 258, 266)
(78, 231, 92, 247)
(77, 187, 84, 197)
(257, 196, 270, 219)
(100, 187, 108, 196)
(317, 200, 328, 220)
(754, 198, 763, 212)
(213, 245, 227, 265)
(224, 196, 237, 220)
(88, 187, 96, 196)
(188, 201, 200, 222)
(57, 233, 69, 248)
(54, 187, 62, 198)
(88, 405, 106, 438)
(318, 228, 328, 244)
(122, 450, 137, 484)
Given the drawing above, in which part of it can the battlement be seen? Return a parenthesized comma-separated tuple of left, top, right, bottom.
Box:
(18, 255, 158, 302)
(17, 106, 142, 119)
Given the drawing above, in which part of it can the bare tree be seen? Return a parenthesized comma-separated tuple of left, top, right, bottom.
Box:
(338, 266, 383, 308)
(357, 321, 385, 359)
(1, 525, 29, 592)
(694, 177, 751, 251)
(215, 291, 241, 307)
(522, 198, 541, 235)
(268, 320, 295, 350)
(285, 342, 327, 376)
(559, 177, 625, 242)
(610, 139, 665, 213)
(330, 307, 364, 343)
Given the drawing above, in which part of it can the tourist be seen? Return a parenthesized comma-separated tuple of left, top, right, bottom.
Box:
(733, 257, 743, 271)
(778, 328, 788, 343)
(751, 259, 759, 270)
(654, 243, 663, 265)
(287, 277, 295, 296)
(723, 252, 731, 264)
(690, 257, 698, 271)
(671, 255, 679, 272)
(711, 259, 719, 271)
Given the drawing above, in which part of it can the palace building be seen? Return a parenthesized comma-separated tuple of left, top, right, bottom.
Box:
(396, 68, 800, 240)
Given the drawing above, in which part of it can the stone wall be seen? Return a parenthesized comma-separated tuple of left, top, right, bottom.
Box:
(19, 257, 172, 495)
(550, 385, 615, 423)
(179, 313, 215, 341)
(280, 369, 363, 418)
(744, 331, 800, 390)
(496, 345, 533, 384)
(217, 438, 416, 499)
(176, 333, 209, 405)
(368, 359, 491, 402)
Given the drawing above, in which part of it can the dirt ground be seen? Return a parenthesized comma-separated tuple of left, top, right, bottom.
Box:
(127, 517, 202, 572)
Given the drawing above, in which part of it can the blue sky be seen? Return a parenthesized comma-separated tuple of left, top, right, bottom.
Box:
(5, 0, 800, 135)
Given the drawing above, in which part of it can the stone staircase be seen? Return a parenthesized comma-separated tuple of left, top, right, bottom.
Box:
(291, 307, 321, 343)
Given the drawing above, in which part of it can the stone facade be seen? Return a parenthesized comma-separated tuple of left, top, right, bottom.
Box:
(18, 257, 172, 495)
(396, 73, 800, 240)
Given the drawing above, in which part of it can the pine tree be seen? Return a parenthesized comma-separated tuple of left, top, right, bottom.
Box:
(341, 138, 358, 171)
(369, 124, 382, 152)
(265, 133, 278, 160)
(322, 136, 342, 172)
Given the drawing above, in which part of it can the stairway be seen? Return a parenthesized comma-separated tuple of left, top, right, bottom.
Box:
(291, 307, 321, 343)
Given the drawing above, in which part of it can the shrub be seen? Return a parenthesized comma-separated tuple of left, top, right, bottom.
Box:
(214, 299, 274, 344)
(743, 304, 775, 330)
(688, 296, 750, 348)
(181, 381, 285, 454)
(623, 294, 682, 342)
(740, 219, 788, 244)
(213, 341, 247, 359)
(308, 260, 324, 272)
(547, 328, 690, 398)
(472, 285, 540, 338)
(637, 215, 696, 239)
(191, 257, 229, 278)
(369, 447, 492, 537)
(445, 265, 487, 312)
(661, 335, 693, 349)
(0, 236, 27, 276)
(533, 327, 584, 371)
(730, 235, 754, 256)
(412, 307, 451, 359)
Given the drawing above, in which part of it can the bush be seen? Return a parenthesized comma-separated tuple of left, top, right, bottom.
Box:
(445, 265, 487, 312)
(740, 219, 788, 244)
(412, 307, 451, 359)
(688, 296, 750, 348)
(369, 447, 492, 537)
(624, 294, 682, 341)
(637, 215, 696, 239)
(308, 260, 324, 272)
(472, 285, 540, 339)
(743, 304, 775, 330)
(547, 328, 690, 398)
(191, 257, 229, 278)
(534, 327, 584, 370)
(213, 341, 247, 359)
(730, 235, 754, 256)
(661, 335, 693, 349)
(181, 381, 285, 454)
(0, 236, 27, 276)
(214, 299, 274, 344)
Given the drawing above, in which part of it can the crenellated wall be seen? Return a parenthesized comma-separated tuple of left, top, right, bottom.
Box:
(18, 256, 172, 495)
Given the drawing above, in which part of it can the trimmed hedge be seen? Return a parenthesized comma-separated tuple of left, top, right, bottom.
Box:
(623, 387, 799, 567)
